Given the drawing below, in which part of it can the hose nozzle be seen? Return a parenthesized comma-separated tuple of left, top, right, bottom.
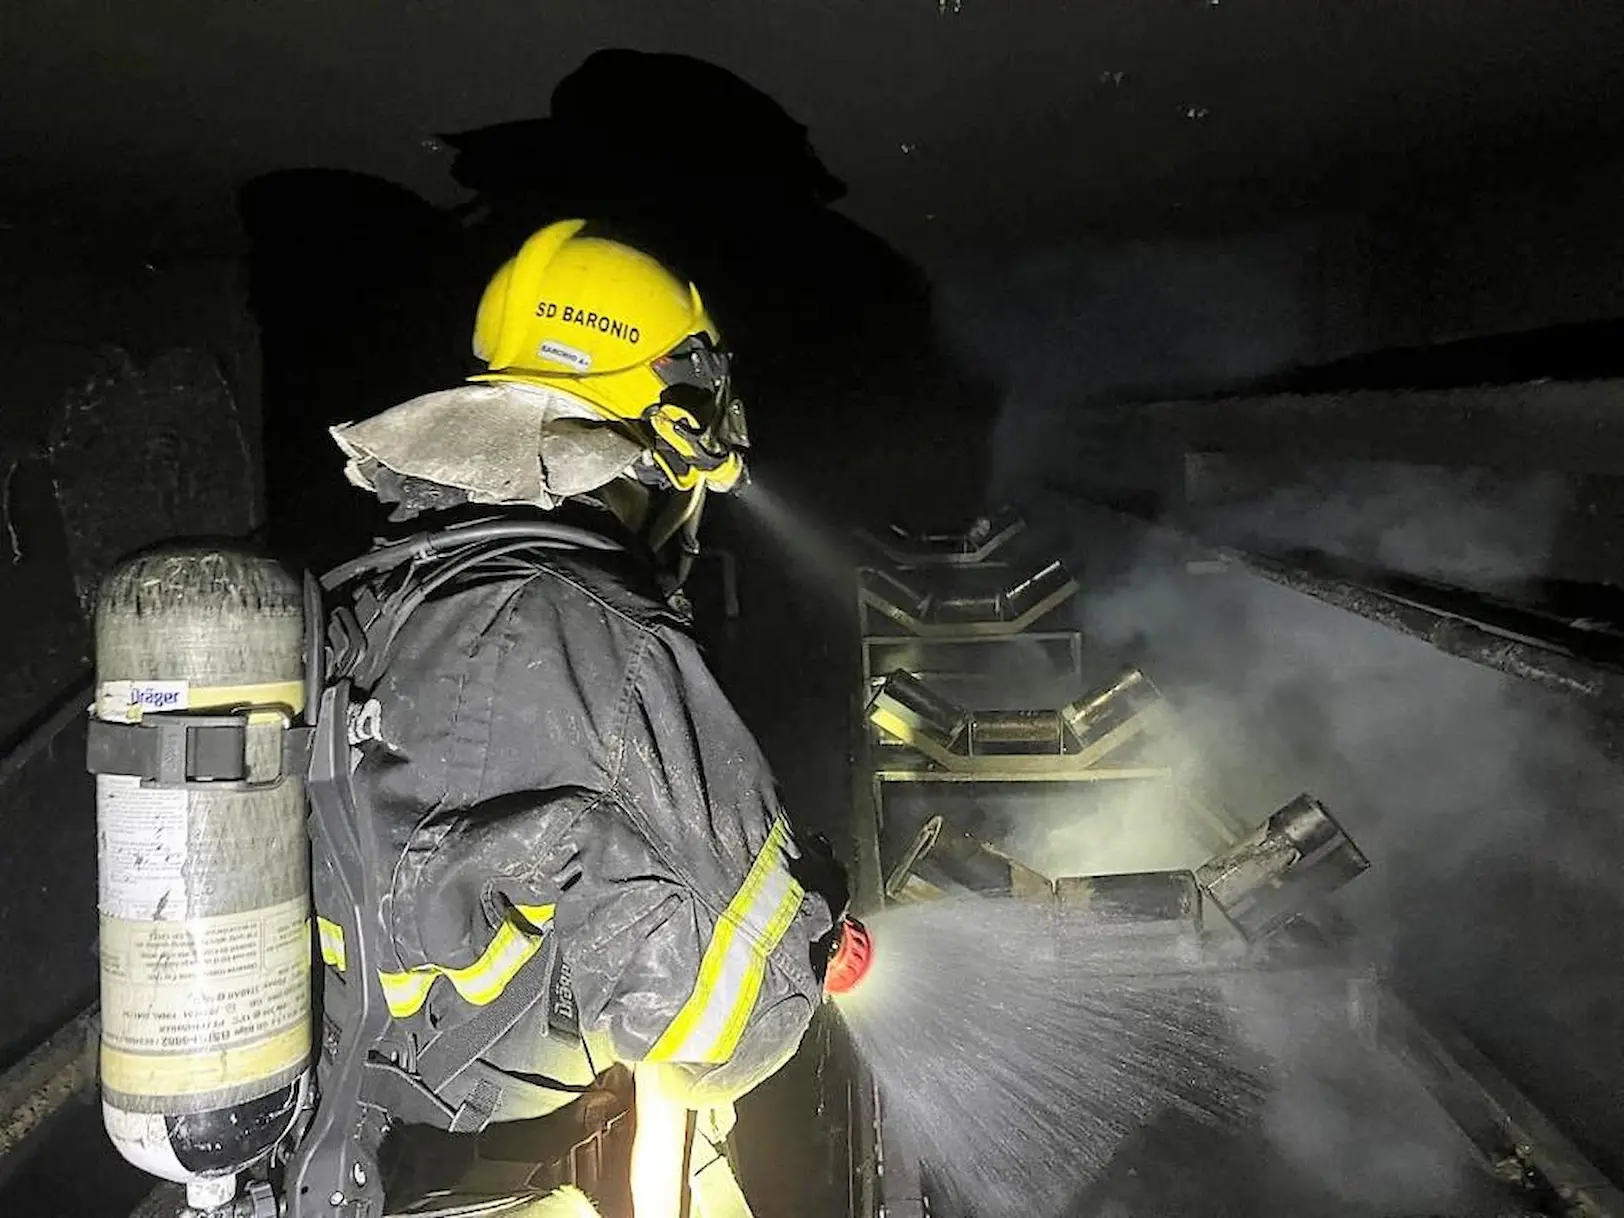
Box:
(823, 916, 874, 996)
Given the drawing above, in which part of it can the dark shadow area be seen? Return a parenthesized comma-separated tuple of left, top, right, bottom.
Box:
(435, 49, 927, 384)
(0, 220, 264, 1214)
(1180, 315, 1624, 399)
(242, 48, 995, 573)
(238, 169, 465, 570)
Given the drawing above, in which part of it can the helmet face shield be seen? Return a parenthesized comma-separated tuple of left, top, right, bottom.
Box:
(718, 393, 750, 451)
(654, 333, 748, 450)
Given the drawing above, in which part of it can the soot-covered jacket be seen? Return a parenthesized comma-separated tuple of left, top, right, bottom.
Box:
(346, 520, 833, 1110)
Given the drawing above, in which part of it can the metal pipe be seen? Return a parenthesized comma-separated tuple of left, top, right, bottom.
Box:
(967, 710, 1064, 749)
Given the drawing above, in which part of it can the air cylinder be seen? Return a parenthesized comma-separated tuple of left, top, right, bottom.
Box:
(92, 547, 311, 1199)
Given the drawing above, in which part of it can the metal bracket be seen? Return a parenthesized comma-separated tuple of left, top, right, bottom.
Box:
(286, 682, 392, 1218)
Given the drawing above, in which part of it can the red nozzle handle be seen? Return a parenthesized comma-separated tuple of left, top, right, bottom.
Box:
(824, 916, 873, 995)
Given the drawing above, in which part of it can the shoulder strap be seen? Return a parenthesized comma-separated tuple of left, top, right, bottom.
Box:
(319, 517, 625, 691)
(414, 939, 566, 1094)
(297, 517, 622, 1165)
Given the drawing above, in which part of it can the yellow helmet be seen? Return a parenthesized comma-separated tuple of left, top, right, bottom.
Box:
(471, 220, 748, 494)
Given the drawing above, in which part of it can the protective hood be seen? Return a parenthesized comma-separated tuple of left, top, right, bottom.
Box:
(330, 380, 649, 510)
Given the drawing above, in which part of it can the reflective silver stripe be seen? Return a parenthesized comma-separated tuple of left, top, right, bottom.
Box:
(377, 904, 557, 1019)
(379, 970, 436, 1019)
(648, 818, 805, 1063)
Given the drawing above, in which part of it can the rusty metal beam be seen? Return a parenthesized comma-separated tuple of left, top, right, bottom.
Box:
(1055, 495, 1624, 709)
(1140, 379, 1624, 477)
(1378, 992, 1624, 1218)
(0, 675, 92, 790)
(1233, 548, 1624, 707)
(0, 1003, 98, 1175)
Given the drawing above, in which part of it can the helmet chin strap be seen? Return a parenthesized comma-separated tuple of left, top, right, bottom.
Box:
(595, 478, 708, 595)
(647, 483, 706, 555)
(650, 484, 707, 595)
(594, 477, 654, 535)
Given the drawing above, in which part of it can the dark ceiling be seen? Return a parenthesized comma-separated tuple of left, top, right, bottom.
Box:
(5, 1, 1624, 253)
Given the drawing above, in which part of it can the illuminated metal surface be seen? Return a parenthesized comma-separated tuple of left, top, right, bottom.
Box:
(882, 815, 946, 903)
(857, 560, 1079, 638)
(879, 814, 1052, 902)
(866, 668, 1168, 776)
(860, 630, 1083, 691)
(872, 759, 1168, 785)
(1195, 794, 1371, 941)
(852, 506, 1025, 567)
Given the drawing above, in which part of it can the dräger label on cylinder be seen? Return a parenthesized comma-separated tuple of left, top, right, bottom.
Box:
(97, 680, 189, 722)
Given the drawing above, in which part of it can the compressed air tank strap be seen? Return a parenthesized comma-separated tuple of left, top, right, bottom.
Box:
(87, 714, 313, 787)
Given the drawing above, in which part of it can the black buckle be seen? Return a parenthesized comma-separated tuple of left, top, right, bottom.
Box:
(86, 710, 313, 790)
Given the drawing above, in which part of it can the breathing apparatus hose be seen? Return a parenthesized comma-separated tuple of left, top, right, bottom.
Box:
(320, 520, 623, 591)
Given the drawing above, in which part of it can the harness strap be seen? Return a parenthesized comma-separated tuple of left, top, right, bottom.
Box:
(415, 938, 563, 1092)
(359, 1059, 455, 1129)
(362, 1055, 593, 1135)
(295, 516, 626, 1181)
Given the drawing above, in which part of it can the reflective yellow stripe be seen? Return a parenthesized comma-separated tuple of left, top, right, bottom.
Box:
(647, 819, 805, 1064)
(380, 971, 436, 1019)
(378, 903, 557, 1019)
(318, 917, 347, 972)
(512, 903, 556, 928)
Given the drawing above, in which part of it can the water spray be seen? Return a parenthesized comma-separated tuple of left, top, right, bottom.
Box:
(727, 473, 859, 597)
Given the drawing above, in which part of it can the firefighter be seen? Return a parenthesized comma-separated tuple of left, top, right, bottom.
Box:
(302, 220, 866, 1217)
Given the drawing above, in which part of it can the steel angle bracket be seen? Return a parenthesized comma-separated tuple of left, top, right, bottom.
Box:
(857, 561, 1079, 638)
(860, 629, 1084, 692)
(881, 814, 1053, 903)
(1376, 991, 1624, 1218)
(865, 668, 1170, 777)
(853, 506, 1026, 567)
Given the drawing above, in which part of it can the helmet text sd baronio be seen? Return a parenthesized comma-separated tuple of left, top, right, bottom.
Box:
(471, 220, 748, 495)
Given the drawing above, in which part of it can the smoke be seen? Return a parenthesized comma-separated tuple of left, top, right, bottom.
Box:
(728, 474, 857, 608)
(1217, 969, 1490, 1213)
(1190, 458, 1574, 590)
(930, 230, 1316, 505)
(1052, 509, 1624, 1205)
(928, 230, 1624, 1191)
